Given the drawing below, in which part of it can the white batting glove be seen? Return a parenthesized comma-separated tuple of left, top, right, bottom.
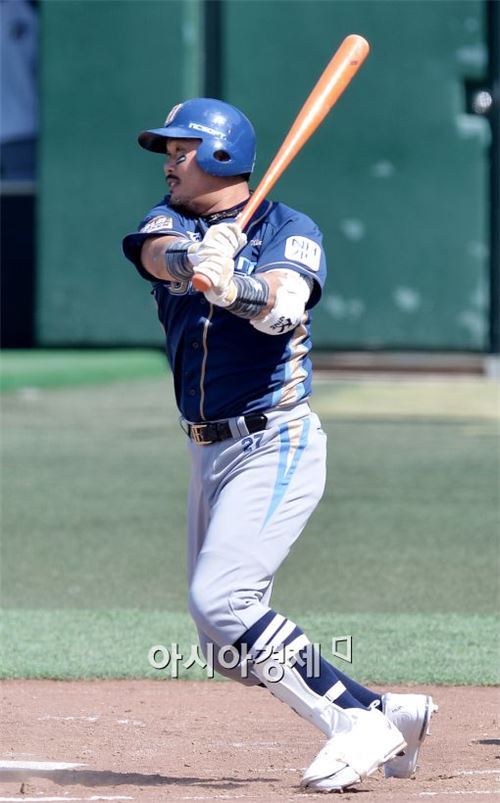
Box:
(191, 222, 247, 265)
(194, 253, 237, 306)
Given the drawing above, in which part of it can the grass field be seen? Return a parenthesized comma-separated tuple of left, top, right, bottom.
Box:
(1, 350, 499, 684)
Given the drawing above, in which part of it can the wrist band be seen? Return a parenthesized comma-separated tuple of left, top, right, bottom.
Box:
(164, 240, 195, 281)
(226, 274, 270, 319)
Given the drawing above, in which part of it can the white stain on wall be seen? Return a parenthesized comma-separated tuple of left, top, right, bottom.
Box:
(370, 160, 395, 178)
(467, 240, 489, 261)
(339, 219, 366, 241)
(455, 114, 491, 144)
(470, 275, 488, 309)
(464, 16, 479, 32)
(457, 310, 487, 344)
(325, 295, 365, 320)
(392, 286, 422, 313)
(457, 274, 489, 346)
(455, 44, 487, 69)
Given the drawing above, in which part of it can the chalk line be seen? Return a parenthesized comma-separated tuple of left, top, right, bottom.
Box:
(0, 760, 85, 770)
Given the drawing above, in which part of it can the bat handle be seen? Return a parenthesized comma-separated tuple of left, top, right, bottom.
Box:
(192, 272, 212, 292)
(191, 204, 253, 292)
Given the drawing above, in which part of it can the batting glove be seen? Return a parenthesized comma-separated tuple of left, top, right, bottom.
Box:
(194, 254, 237, 305)
(193, 222, 247, 263)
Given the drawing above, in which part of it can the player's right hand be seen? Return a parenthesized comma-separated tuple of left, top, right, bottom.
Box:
(193, 252, 236, 302)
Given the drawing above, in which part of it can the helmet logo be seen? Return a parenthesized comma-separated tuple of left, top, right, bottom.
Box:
(188, 122, 226, 138)
(164, 103, 183, 125)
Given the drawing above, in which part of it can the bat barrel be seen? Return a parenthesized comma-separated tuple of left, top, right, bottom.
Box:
(238, 35, 369, 233)
(195, 34, 370, 290)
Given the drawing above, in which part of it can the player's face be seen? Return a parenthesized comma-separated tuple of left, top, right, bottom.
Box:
(164, 139, 216, 212)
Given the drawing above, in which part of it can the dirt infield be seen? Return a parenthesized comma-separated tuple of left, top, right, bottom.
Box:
(0, 681, 498, 801)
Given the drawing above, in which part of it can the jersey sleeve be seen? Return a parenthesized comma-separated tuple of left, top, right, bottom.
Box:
(122, 200, 189, 282)
(254, 212, 327, 308)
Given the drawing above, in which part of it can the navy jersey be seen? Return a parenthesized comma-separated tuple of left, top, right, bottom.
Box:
(122, 197, 327, 422)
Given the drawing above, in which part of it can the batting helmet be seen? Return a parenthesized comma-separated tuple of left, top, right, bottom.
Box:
(138, 98, 256, 177)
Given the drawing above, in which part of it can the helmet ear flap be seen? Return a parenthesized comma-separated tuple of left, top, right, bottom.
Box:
(195, 139, 243, 177)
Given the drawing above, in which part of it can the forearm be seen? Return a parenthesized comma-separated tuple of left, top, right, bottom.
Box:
(141, 236, 194, 281)
(141, 222, 245, 284)
(221, 270, 312, 335)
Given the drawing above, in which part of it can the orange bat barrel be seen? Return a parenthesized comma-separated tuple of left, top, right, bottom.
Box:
(192, 34, 370, 292)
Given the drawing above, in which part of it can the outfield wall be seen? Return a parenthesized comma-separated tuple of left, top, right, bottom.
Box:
(37, 0, 492, 349)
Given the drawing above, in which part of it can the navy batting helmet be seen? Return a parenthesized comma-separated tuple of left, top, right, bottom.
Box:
(138, 98, 256, 177)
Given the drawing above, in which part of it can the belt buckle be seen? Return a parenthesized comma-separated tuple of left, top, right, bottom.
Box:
(190, 423, 208, 445)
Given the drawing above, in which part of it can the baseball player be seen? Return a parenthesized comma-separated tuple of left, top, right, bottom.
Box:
(123, 98, 437, 792)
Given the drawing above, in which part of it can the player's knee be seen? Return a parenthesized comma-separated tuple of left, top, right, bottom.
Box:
(197, 638, 260, 686)
(188, 579, 221, 638)
(188, 577, 253, 644)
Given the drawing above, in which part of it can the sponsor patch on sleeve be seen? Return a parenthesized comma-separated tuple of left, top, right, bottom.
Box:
(140, 215, 174, 234)
(284, 236, 321, 271)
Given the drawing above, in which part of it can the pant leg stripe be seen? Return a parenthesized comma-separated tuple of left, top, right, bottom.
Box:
(262, 417, 311, 528)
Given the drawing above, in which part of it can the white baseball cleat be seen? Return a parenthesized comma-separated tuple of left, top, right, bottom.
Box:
(382, 693, 438, 778)
(301, 706, 407, 793)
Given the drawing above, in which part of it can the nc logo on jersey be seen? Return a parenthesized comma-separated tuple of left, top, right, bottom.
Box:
(284, 236, 321, 271)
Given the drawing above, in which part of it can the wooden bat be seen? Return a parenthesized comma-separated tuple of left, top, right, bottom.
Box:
(192, 33, 370, 292)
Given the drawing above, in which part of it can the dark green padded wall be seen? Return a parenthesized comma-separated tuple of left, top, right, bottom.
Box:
(226, 0, 490, 349)
(38, 0, 490, 349)
(38, 0, 191, 344)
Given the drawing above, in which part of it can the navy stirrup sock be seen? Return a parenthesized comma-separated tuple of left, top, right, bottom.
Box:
(234, 610, 369, 710)
(332, 664, 382, 709)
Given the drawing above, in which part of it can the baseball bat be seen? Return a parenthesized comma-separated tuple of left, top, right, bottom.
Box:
(192, 33, 370, 292)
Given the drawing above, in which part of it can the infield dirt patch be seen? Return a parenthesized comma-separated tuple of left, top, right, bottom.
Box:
(1, 681, 498, 801)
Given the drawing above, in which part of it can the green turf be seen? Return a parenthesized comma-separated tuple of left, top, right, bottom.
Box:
(0, 349, 166, 391)
(1, 610, 497, 684)
(1, 351, 499, 683)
